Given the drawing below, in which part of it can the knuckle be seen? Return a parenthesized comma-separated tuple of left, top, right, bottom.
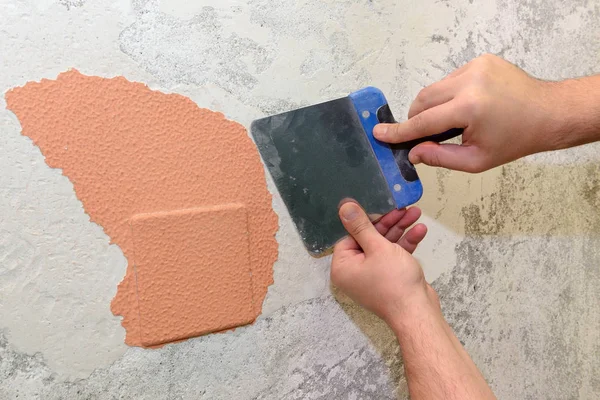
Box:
(471, 68, 491, 86)
(427, 150, 443, 167)
(470, 54, 496, 76)
(351, 219, 372, 236)
(478, 53, 497, 65)
(411, 112, 427, 133)
(459, 93, 487, 119)
(415, 87, 431, 105)
(464, 96, 481, 117)
(388, 123, 401, 137)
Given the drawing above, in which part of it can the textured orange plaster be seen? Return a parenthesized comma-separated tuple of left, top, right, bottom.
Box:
(5, 70, 278, 347)
(131, 205, 254, 346)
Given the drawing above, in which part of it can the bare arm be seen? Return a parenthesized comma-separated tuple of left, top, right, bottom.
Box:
(389, 289, 496, 399)
(551, 75, 600, 150)
(331, 202, 496, 400)
(373, 54, 600, 172)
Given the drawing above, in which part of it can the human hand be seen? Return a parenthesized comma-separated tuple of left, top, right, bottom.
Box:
(331, 202, 437, 326)
(374, 54, 563, 172)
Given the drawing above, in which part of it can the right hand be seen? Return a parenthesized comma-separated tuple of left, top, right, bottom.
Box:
(373, 54, 565, 172)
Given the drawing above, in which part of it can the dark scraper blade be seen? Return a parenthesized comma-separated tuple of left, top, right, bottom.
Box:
(251, 97, 395, 256)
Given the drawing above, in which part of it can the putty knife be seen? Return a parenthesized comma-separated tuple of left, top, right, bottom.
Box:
(251, 87, 461, 257)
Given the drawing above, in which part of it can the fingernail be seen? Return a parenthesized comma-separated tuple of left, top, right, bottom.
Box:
(340, 203, 359, 221)
(373, 125, 387, 138)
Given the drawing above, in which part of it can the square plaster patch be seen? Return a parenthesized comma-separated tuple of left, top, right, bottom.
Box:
(130, 204, 254, 346)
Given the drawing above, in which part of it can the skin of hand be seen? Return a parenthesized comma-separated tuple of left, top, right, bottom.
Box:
(331, 202, 433, 324)
(373, 54, 600, 172)
(331, 202, 497, 399)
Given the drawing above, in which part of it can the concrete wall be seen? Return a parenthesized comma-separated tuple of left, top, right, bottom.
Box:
(1, 0, 599, 398)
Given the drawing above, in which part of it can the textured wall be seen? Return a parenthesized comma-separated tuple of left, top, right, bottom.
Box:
(1, 0, 599, 399)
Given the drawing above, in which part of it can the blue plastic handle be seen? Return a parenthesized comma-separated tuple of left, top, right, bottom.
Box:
(349, 87, 423, 208)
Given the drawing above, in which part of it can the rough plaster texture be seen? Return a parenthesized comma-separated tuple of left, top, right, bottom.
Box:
(5, 69, 278, 350)
(0, 0, 599, 398)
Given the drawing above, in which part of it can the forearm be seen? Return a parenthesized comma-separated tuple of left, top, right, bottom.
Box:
(389, 290, 496, 400)
(543, 75, 600, 151)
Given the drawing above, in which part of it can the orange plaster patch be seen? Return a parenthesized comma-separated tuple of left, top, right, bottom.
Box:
(131, 205, 255, 346)
(5, 70, 279, 347)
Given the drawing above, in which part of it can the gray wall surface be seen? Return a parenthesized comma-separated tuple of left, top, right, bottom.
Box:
(1, 0, 599, 398)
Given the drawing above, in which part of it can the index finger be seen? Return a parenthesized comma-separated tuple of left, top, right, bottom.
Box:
(373, 100, 466, 144)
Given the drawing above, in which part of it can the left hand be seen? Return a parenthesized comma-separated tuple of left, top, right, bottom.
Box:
(365, 206, 427, 251)
(331, 202, 432, 326)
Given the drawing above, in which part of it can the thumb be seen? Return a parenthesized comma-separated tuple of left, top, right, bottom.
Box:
(339, 202, 384, 253)
(409, 142, 484, 173)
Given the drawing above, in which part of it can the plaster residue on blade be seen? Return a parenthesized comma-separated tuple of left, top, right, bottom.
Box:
(251, 97, 395, 255)
(251, 114, 286, 180)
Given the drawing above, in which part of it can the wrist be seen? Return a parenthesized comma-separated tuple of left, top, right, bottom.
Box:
(538, 76, 600, 152)
(386, 284, 443, 338)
